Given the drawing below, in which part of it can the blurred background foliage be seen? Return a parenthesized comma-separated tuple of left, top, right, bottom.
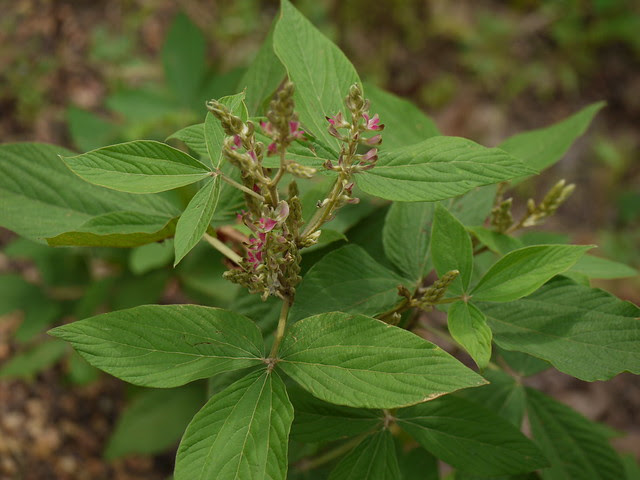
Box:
(1, 0, 639, 476)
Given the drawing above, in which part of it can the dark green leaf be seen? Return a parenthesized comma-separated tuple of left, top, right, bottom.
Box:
(397, 395, 547, 476)
(526, 387, 624, 480)
(432, 204, 473, 292)
(289, 245, 408, 322)
(329, 430, 401, 480)
(448, 301, 492, 369)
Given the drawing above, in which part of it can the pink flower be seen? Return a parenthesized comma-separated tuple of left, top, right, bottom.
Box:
(267, 142, 278, 156)
(364, 134, 382, 146)
(290, 121, 305, 139)
(363, 113, 384, 131)
(257, 217, 277, 232)
(260, 121, 273, 135)
(326, 112, 344, 127)
(232, 135, 242, 150)
(361, 148, 378, 164)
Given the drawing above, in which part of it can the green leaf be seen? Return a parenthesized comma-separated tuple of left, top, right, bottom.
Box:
(174, 176, 221, 265)
(432, 204, 473, 292)
(104, 383, 205, 459)
(329, 430, 401, 480)
(397, 395, 547, 476)
(526, 387, 624, 480)
(471, 245, 591, 302)
(289, 245, 409, 322)
(204, 92, 247, 168)
(0, 340, 67, 379)
(456, 369, 526, 427)
(356, 137, 536, 202)
(468, 226, 524, 255)
(129, 240, 174, 275)
(568, 254, 638, 279)
(448, 301, 492, 369)
(67, 106, 120, 152)
(167, 123, 209, 158)
(162, 13, 206, 106)
(499, 102, 605, 173)
(49, 305, 265, 387)
(446, 184, 498, 227)
(481, 277, 640, 381)
(290, 386, 382, 442)
(62, 140, 211, 193)
(496, 347, 550, 377)
(0, 143, 178, 242)
(46, 211, 177, 247)
(383, 202, 434, 282)
(364, 83, 440, 149)
(175, 370, 293, 480)
(274, 0, 359, 151)
(279, 312, 486, 409)
(398, 448, 439, 480)
(239, 23, 286, 115)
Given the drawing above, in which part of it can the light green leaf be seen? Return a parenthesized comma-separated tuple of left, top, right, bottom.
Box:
(289, 244, 409, 322)
(468, 226, 524, 255)
(167, 123, 208, 158)
(356, 137, 536, 202)
(175, 370, 293, 480)
(174, 175, 220, 265)
(62, 140, 211, 193)
(129, 240, 174, 275)
(279, 312, 486, 409)
(364, 83, 440, 149)
(456, 369, 526, 427)
(239, 23, 286, 115)
(0, 340, 67, 379)
(205, 92, 248, 170)
(274, 0, 358, 151)
(329, 430, 401, 480)
(432, 204, 473, 292)
(162, 13, 206, 106)
(568, 254, 638, 279)
(446, 184, 498, 227)
(526, 387, 624, 480)
(105, 383, 205, 459)
(383, 202, 434, 282)
(397, 395, 547, 476)
(0, 143, 178, 242)
(471, 245, 592, 302)
(499, 102, 605, 173)
(448, 301, 492, 369)
(289, 386, 382, 442)
(49, 305, 265, 387)
(481, 277, 640, 381)
(46, 211, 177, 247)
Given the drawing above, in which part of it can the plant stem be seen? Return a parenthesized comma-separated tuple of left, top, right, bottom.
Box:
(268, 297, 291, 358)
(300, 172, 345, 238)
(203, 233, 242, 264)
(376, 298, 410, 323)
(295, 432, 368, 472)
(215, 170, 265, 202)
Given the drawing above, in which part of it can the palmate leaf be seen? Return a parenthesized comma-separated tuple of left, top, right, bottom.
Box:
(273, 0, 359, 152)
(278, 312, 486, 409)
(481, 277, 640, 381)
(49, 305, 265, 387)
(526, 388, 624, 480)
(328, 430, 401, 480)
(396, 395, 547, 476)
(0, 143, 178, 242)
(62, 140, 211, 193)
(175, 369, 293, 480)
(471, 245, 592, 302)
(356, 136, 536, 202)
